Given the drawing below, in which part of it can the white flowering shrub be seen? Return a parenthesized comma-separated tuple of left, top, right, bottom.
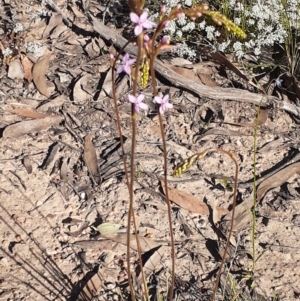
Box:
(154, 0, 300, 61)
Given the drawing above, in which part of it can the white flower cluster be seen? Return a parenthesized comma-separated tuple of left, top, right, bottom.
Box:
(24, 42, 42, 53)
(2, 48, 13, 57)
(13, 22, 24, 33)
(171, 42, 197, 59)
(161, 0, 300, 60)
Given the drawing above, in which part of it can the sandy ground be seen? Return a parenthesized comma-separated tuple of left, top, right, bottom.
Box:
(1, 1, 300, 300)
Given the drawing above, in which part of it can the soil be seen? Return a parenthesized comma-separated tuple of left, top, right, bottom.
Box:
(1, 1, 300, 301)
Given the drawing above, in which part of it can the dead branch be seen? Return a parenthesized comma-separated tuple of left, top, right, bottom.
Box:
(90, 15, 300, 117)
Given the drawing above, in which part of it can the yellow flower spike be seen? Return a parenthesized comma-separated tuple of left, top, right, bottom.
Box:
(140, 59, 149, 89)
(173, 154, 199, 177)
(204, 11, 247, 39)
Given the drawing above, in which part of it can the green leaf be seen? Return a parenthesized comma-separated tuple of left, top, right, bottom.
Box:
(92, 223, 120, 235)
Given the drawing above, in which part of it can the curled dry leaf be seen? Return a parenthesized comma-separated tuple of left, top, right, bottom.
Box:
(84, 133, 101, 185)
(98, 70, 112, 100)
(135, 246, 167, 290)
(3, 115, 63, 138)
(32, 53, 52, 97)
(161, 182, 209, 215)
(66, 221, 89, 237)
(8, 108, 49, 119)
(78, 266, 105, 301)
(212, 200, 229, 224)
(23, 156, 32, 174)
(257, 162, 300, 202)
(60, 158, 68, 201)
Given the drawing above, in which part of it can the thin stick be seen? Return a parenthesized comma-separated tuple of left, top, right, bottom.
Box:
(150, 33, 175, 301)
(209, 149, 238, 301)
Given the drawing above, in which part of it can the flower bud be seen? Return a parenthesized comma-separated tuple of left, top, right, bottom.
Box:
(161, 5, 166, 13)
(163, 20, 170, 27)
(161, 35, 170, 45)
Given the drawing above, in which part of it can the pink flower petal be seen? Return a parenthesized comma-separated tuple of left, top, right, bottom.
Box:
(134, 25, 143, 36)
(139, 12, 148, 22)
(154, 96, 162, 104)
(128, 59, 136, 65)
(130, 12, 140, 23)
(124, 65, 131, 74)
(128, 94, 136, 103)
(116, 66, 124, 74)
(139, 102, 148, 111)
(142, 19, 156, 29)
(134, 104, 140, 114)
(159, 106, 164, 115)
(162, 94, 169, 103)
(166, 102, 173, 109)
(123, 53, 130, 62)
(136, 94, 145, 103)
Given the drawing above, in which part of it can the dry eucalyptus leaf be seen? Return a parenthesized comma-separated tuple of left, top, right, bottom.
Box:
(98, 70, 112, 100)
(60, 158, 68, 201)
(101, 233, 160, 253)
(257, 162, 300, 202)
(161, 182, 209, 215)
(169, 65, 202, 84)
(32, 53, 52, 97)
(198, 73, 219, 87)
(21, 56, 33, 82)
(169, 57, 193, 66)
(8, 108, 49, 119)
(41, 142, 60, 170)
(73, 75, 90, 102)
(211, 52, 249, 82)
(37, 94, 67, 111)
(84, 133, 101, 185)
(43, 13, 62, 38)
(258, 138, 285, 153)
(7, 59, 24, 80)
(226, 109, 268, 127)
(3, 115, 63, 138)
(136, 245, 167, 290)
(197, 128, 251, 141)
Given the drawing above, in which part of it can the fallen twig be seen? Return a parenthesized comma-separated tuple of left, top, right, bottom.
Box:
(90, 15, 300, 117)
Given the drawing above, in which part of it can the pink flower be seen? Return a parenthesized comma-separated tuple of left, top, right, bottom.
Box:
(130, 11, 156, 36)
(128, 94, 148, 114)
(154, 94, 173, 115)
(117, 53, 136, 75)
